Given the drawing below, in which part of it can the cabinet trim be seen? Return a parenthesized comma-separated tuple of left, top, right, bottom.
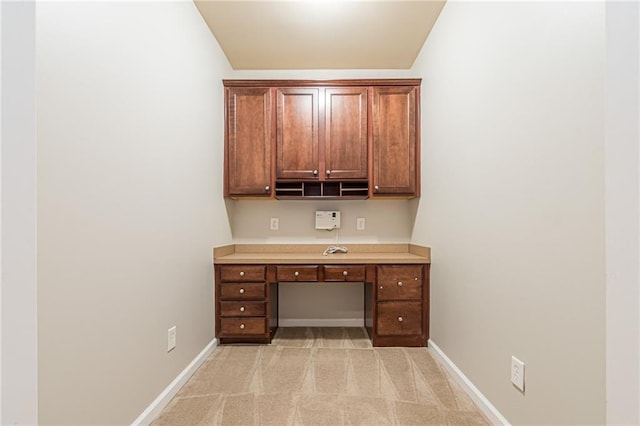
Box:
(223, 79, 422, 88)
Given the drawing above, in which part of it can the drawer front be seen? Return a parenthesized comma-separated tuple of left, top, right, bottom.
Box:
(377, 265, 423, 301)
(220, 265, 265, 282)
(276, 265, 318, 282)
(220, 282, 266, 300)
(323, 265, 366, 282)
(220, 301, 266, 317)
(219, 317, 267, 336)
(376, 301, 422, 336)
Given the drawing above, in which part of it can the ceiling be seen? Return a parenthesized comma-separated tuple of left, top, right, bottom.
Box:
(194, 1, 446, 70)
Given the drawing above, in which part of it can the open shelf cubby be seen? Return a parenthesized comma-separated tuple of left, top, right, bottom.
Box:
(275, 181, 369, 199)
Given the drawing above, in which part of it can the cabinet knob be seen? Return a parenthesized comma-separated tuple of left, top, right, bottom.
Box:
(239, 288, 245, 294)
(239, 324, 245, 330)
(379, 286, 383, 290)
(313, 170, 318, 176)
(265, 185, 270, 192)
(397, 316, 404, 323)
(239, 271, 245, 277)
(374, 185, 379, 192)
(294, 271, 299, 277)
(326, 170, 331, 176)
(343, 271, 348, 276)
(397, 281, 403, 287)
(239, 306, 245, 312)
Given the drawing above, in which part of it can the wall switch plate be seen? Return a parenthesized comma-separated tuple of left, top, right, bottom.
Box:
(356, 217, 366, 231)
(167, 326, 176, 352)
(511, 356, 525, 392)
(270, 217, 279, 231)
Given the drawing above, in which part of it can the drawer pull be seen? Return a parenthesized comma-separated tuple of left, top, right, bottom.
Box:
(239, 306, 245, 312)
(239, 288, 245, 294)
(397, 281, 403, 287)
(239, 324, 245, 330)
(397, 316, 404, 323)
(239, 271, 245, 277)
(343, 271, 348, 276)
(294, 271, 299, 277)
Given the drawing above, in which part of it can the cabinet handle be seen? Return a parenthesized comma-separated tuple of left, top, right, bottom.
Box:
(294, 271, 299, 277)
(397, 316, 404, 322)
(239, 288, 245, 294)
(239, 271, 245, 277)
(313, 170, 318, 176)
(343, 271, 348, 276)
(326, 170, 331, 176)
(240, 306, 245, 312)
(265, 185, 270, 192)
(374, 185, 379, 192)
(240, 324, 245, 330)
(397, 281, 403, 287)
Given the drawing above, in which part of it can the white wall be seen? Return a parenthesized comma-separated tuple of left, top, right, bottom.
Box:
(411, 2, 606, 424)
(0, 2, 38, 424)
(36, 2, 232, 424)
(605, 2, 640, 424)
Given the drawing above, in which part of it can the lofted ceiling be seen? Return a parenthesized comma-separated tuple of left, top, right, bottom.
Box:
(194, 1, 446, 70)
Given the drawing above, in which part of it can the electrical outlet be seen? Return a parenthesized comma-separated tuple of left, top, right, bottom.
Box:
(356, 217, 366, 231)
(270, 217, 279, 231)
(167, 326, 176, 352)
(511, 356, 525, 392)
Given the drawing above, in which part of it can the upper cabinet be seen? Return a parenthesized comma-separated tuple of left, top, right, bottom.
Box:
(223, 79, 420, 200)
(224, 86, 273, 197)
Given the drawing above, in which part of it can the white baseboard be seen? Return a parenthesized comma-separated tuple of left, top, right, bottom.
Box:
(428, 339, 510, 426)
(279, 319, 364, 327)
(131, 338, 218, 426)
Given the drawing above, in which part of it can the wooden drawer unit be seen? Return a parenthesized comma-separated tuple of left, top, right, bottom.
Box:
(376, 301, 422, 336)
(377, 265, 423, 301)
(276, 265, 318, 282)
(220, 265, 265, 282)
(219, 317, 267, 336)
(220, 301, 266, 317)
(220, 282, 266, 299)
(323, 265, 366, 282)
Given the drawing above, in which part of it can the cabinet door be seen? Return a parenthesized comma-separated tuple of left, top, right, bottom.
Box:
(276, 88, 320, 179)
(372, 86, 418, 196)
(324, 87, 368, 180)
(226, 87, 273, 197)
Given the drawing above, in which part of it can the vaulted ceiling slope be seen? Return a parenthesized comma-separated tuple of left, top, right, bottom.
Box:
(194, 1, 446, 70)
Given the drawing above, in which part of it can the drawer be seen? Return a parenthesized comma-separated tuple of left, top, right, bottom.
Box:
(276, 265, 318, 282)
(220, 282, 266, 300)
(220, 301, 266, 317)
(220, 265, 265, 282)
(219, 317, 267, 336)
(376, 301, 422, 336)
(323, 265, 365, 282)
(377, 265, 423, 301)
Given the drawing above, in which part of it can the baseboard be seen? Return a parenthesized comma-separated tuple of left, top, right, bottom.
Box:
(131, 338, 218, 426)
(428, 339, 510, 425)
(279, 319, 364, 327)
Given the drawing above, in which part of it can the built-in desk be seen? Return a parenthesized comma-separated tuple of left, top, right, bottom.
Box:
(213, 244, 431, 347)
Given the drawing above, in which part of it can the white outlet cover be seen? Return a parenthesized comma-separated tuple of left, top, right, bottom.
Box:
(270, 217, 279, 231)
(511, 356, 525, 392)
(168, 326, 177, 352)
(356, 217, 366, 231)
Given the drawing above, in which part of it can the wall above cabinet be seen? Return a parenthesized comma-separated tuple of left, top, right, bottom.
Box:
(223, 79, 421, 200)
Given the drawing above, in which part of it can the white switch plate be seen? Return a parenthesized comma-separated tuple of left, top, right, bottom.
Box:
(356, 217, 366, 231)
(168, 326, 176, 352)
(270, 217, 279, 231)
(511, 356, 525, 392)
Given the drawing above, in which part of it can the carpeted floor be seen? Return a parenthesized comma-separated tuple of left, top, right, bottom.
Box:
(153, 327, 490, 425)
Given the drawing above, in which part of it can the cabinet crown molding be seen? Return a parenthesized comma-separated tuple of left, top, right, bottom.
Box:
(223, 78, 422, 88)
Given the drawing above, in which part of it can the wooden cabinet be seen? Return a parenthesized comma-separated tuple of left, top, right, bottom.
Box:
(223, 79, 420, 199)
(224, 87, 274, 197)
(276, 86, 368, 181)
(371, 86, 419, 197)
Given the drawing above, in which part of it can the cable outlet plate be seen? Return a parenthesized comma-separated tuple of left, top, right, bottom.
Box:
(511, 356, 525, 392)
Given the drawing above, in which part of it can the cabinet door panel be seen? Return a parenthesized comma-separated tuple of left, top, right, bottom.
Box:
(276, 88, 319, 179)
(226, 87, 272, 196)
(372, 86, 417, 195)
(324, 87, 368, 180)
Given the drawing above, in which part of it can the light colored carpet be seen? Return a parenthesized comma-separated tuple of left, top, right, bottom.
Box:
(153, 327, 490, 425)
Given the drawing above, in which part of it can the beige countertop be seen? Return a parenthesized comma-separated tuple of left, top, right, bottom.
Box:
(213, 244, 430, 264)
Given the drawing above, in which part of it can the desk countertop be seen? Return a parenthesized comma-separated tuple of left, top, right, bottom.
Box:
(213, 244, 430, 264)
